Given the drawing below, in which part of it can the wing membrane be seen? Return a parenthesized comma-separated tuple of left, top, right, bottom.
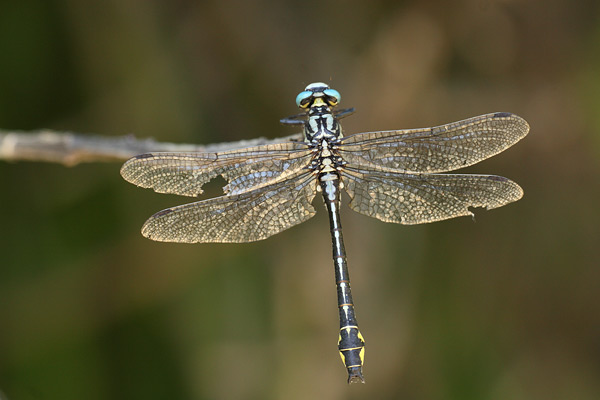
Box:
(339, 113, 529, 174)
(141, 172, 318, 243)
(342, 168, 523, 225)
(120, 142, 312, 197)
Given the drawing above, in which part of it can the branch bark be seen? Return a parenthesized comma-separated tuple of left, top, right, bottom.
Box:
(0, 129, 302, 166)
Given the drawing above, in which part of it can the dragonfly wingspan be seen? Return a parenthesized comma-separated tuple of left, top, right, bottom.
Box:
(120, 81, 530, 385)
(120, 142, 313, 197)
(141, 172, 318, 243)
(342, 168, 523, 225)
(338, 113, 529, 174)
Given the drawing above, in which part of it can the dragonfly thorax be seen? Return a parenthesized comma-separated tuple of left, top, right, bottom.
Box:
(304, 109, 343, 141)
(308, 138, 345, 182)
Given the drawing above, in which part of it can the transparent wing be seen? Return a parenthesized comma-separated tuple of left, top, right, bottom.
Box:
(120, 142, 313, 197)
(338, 113, 529, 174)
(342, 167, 523, 225)
(141, 172, 318, 243)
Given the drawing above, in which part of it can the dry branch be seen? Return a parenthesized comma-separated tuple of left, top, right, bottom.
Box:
(0, 129, 302, 166)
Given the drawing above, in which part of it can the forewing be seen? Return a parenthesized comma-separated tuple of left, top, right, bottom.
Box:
(342, 168, 523, 225)
(120, 142, 312, 197)
(141, 172, 318, 243)
(339, 113, 529, 173)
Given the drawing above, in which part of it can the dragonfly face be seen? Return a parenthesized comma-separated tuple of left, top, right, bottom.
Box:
(120, 82, 530, 384)
(295, 82, 341, 109)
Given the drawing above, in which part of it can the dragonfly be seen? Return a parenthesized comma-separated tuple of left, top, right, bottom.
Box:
(120, 82, 529, 384)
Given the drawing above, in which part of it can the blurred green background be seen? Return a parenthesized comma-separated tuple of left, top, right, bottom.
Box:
(1, 1, 599, 399)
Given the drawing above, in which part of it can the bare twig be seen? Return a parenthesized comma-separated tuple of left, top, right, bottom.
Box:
(0, 129, 302, 166)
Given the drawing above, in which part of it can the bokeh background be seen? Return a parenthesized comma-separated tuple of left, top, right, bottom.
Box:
(1, 1, 599, 399)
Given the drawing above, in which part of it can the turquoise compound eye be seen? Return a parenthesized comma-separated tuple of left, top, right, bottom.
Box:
(323, 88, 341, 105)
(296, 90, 313, 108)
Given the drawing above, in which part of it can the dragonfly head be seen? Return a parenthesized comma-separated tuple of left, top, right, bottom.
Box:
(296, 82, 341, 110)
